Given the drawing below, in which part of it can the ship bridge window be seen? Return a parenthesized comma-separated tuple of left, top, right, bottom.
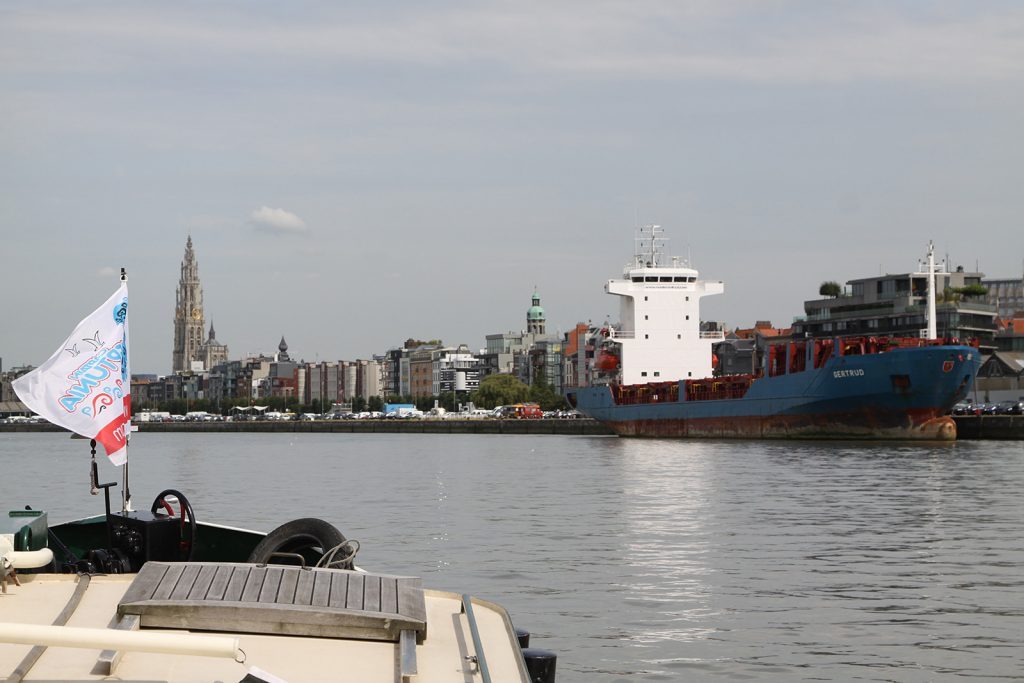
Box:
(673, 276, 686, 282)
(645, 276, 658, 282)
(632, 276, 643, 282)
(660, 276, 672, 282)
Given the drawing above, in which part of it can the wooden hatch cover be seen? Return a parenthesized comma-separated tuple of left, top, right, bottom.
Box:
(117, 562, 427, 643)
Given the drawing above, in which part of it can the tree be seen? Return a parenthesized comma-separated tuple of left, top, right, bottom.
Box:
(471, 373, 530, 409)
(819, 281, 842, 298)
(529, 374, 566, 411)
(367, 396, 383, 412)
(956, 284, 988, 297)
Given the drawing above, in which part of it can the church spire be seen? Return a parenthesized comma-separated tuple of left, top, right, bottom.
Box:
(172, 236, 206, 373)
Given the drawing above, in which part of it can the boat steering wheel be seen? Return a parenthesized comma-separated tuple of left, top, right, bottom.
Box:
(150, 489, 197, 561)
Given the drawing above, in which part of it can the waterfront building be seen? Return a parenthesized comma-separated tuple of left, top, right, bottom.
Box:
(480, 331, 531, 377)
(305, 361, 342, 411)
(340, 362, 356, 401)
(399, 355, 412, 397)
(203, 360, 248, 409)
(0, 364, 32, 416)
(269, 362, 299, 399)
(431, 346, 481, 397)
(528, 339, 564, 394)
(379, 339, 442, 398)
(792, 264, 998, 351)
(129, 375, 161, 411)
(995, 317, 1024, 352)
(976, 326, 1024, 400)
(983, 277, 1024, 318)
(0, 365, 33, 403)
(380, 348, 405, 397)
(245, 356, 273, 400)
(357, 358, 384, 400)
(562, 323, 597, 389)
(407, 343, 444, 398)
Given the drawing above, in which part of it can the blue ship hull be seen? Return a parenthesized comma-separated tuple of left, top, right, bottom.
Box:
(573, 344, 980, 440)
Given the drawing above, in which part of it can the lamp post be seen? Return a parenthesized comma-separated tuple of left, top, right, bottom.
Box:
(451, 365, 458, 413)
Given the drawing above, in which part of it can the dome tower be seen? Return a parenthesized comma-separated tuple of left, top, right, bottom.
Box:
(527, 290, 546, 335)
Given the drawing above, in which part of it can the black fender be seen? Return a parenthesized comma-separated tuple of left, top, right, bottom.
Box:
(247, 518, 350, 568)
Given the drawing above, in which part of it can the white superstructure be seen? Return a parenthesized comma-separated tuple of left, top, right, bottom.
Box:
(604, 226, 724, 384)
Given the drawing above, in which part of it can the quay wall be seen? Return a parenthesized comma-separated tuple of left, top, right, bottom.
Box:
(0, 418, 615, 436)
(4, 417, 1022, 439)
(951, 415, 1024, 440)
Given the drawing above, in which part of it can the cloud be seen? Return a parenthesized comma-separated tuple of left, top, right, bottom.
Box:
(249, 206, 308, 235)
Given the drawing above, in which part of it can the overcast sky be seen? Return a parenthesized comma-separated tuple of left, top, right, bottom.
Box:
(2, 1, 1022, 374)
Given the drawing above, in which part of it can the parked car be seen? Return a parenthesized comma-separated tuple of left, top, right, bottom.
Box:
(951, 401, 980, 416)
(980, 403, 1001, 415)
(996, 400, 1024, 415)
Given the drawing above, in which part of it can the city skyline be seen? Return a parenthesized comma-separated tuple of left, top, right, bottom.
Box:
(4, 231, 1017, 378)
(3, 2, 1023, 373)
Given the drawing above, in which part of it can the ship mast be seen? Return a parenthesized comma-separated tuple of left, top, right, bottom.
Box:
(633, 224, 667, 269)
(926, 241, 937, 340)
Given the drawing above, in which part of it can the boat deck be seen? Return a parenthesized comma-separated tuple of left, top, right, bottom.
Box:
(0, 569, 529, 682)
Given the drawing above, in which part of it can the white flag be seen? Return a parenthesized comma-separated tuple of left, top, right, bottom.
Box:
(14, 282, 131, 465)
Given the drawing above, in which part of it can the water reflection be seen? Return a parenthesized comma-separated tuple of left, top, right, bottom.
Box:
(613, 439, 717, 648)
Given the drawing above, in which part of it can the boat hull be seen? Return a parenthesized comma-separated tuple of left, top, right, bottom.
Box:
(574, 344, 980, 440)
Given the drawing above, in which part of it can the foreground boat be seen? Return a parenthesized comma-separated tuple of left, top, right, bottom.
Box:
(2, 485, 555, 682)
(570, 227, 981, 440)
(2, 273, 554, 682)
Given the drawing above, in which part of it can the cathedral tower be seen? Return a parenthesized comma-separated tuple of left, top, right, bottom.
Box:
(172, 236, 206, 373)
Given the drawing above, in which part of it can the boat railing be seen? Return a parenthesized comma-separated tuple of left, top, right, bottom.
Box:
(461, 594, 492, 683)
(608, 329, 722, 340)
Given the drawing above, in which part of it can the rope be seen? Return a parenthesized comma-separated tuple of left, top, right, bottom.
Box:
(5, 574, 91, 683)
(315, 540, 360, 569)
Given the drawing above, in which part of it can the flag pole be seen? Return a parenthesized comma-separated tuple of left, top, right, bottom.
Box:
(121, 267, 132, 513)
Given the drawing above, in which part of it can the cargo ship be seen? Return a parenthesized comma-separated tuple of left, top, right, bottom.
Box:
(569, 227, 981, 440)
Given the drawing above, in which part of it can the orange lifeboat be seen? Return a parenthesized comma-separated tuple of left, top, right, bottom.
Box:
(595, 351, 620, 371)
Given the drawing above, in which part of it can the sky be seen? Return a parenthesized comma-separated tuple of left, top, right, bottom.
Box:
(2, 1, 1022, 374)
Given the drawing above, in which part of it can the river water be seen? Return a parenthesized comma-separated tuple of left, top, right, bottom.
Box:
(1, 432, 1022, 682)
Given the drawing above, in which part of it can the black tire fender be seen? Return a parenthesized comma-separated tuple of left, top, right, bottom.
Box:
(247, 518, 349, 567)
